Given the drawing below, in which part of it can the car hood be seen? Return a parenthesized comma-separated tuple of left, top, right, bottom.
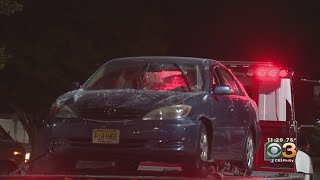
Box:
(58, 89, 206, 112)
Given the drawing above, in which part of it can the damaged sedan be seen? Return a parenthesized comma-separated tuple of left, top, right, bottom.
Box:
(30, 56, 260, 177)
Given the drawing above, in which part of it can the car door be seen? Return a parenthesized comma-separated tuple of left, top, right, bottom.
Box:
(215, 67, 248, 155)
(210, 66, 235, 156)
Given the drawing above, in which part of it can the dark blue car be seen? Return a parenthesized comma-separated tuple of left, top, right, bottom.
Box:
(30, 57, 260, 177)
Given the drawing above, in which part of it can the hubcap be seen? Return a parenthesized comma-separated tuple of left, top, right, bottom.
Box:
(246, 137, 254, 168)
(200, 132, 209, 161)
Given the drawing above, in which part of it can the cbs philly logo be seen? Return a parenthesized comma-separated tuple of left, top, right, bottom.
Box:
(265, 142, 297, 163)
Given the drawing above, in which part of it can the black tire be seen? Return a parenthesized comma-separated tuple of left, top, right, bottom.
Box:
(28, 156, 74, 174)
(182, 123, 211, 178)
(117, 160, 140, 172)
(240, 130, 254, 176)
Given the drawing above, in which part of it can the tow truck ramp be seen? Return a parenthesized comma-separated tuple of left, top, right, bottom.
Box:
(0, 174, 306, 180)
(0, 172, 307, 180)
(0, 165, 307, 180)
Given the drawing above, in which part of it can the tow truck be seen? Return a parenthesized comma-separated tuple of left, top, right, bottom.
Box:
(0, 61, 313, 180)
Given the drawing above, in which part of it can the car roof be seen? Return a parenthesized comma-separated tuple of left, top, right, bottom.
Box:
(108, 56, 214, 64)
(220, 61, 274, 67)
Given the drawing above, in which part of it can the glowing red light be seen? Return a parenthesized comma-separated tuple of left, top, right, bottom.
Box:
(256, 68, 267, 78)
(269, 68, 280, 77)
(255, 67, 282, 80)
(247, 69, 254, 76)
(279, 69, 288, 77)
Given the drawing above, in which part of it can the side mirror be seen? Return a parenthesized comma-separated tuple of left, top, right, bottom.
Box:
(70, 82, 81, 90)
(212, 85, 232, 95)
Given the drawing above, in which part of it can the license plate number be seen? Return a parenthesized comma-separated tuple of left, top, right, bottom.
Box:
(92, 129, 120, 144)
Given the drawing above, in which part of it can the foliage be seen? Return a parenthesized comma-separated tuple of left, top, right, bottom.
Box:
(0, 45, 12, 70)
(0, 0, 169, 143)
(0, 0, 22, 70)
(0, 0, 22, 16)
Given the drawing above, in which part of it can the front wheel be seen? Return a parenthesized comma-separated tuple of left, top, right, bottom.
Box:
(240, 130, 254, 176)
(182, 123, 211, 178)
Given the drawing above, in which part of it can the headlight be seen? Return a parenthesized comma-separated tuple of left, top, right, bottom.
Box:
(56, 96, 70, 107)
(50, 103, 77, 119)
(142, 105, 192, 120)
(55, 105, 77, 118)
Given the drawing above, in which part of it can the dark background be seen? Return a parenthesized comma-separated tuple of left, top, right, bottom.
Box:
(0, 0, 319, 142)
(1, 1, 320, 79)
(169, 1, 319, 80)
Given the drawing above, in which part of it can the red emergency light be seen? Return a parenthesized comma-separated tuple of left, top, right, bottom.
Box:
(247, 66, 289, 79)
(279, 69, 289, 77)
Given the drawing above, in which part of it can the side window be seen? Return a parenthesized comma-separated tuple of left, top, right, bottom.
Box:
(211, 66, 220, 86)
(216, 67, 240, 95)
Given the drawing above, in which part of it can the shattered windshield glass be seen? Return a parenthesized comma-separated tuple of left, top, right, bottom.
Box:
(83, 61, 204, 92)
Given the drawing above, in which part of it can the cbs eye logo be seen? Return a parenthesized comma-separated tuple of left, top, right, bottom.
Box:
(265, 142, 297, 160)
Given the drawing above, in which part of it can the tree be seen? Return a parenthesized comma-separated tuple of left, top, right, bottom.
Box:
(0, 45, 12, 70)
(0, 0, 169, 146)
(0, 0, 23, 69)
(0, 0, 22, 16)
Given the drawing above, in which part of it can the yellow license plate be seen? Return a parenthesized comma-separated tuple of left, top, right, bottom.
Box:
(92, 129, 120, 144)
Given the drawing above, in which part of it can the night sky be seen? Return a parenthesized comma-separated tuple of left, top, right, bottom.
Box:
(1, 1, 320, 80)
(164, 1, 320, 79)
(0, 4, 306, 104)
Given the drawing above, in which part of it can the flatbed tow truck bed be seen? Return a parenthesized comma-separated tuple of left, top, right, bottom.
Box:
(0, 164, 306, 180)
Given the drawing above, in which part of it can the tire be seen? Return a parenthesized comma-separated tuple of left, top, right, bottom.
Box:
(182, 123, 211, 178)
(117, 160, 140, 172)
(28, 156, 74, 174)
(240, 130, 254, 176)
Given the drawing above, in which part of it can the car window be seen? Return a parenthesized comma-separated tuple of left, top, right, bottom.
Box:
(211, 67, 220, 86)
(216, 67, 241, 95)
(83, 61, 204, 92)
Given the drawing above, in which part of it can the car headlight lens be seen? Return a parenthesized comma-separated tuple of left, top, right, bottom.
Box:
(55, 105, 77, 118)
(50, 103, 77, 119)
(142, 105, 192, 120)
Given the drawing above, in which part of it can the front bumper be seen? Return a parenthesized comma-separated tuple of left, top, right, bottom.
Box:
(35, 118, 199, 163)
